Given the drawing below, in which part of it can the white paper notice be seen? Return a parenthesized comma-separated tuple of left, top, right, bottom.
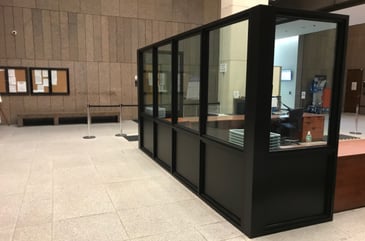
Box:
(35, 70, 42, 84)
(186, 82, 200, 100)
(37, 85, 44, 92)
(9, 85, 17, 93)
(51, 71, 58, 85)
(148, 72, 153, 86)
(351, 82, 357, 91)
(43, 79, 49, 87)
(8, 69, 15, 77)
(17, 81, 27, 92)
(8, 76, 16, 85)
(42, 70, 48, 77)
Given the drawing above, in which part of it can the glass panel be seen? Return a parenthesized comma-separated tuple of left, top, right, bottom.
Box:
(270, 17, 337, 151)
(157, 44, 172, 120)
(206, 20, 249, 148)
(142, 49, 153, 116)
(177, 35, 201, 131)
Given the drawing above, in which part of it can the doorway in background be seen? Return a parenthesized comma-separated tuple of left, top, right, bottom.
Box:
(344, 69, 363, 113)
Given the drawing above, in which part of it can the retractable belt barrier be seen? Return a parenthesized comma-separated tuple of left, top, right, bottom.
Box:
(350, 104, 362, 135)
(83, 104, 138, 139)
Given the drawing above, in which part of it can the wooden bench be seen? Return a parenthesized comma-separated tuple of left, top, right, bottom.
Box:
(17, 111, 119, 127)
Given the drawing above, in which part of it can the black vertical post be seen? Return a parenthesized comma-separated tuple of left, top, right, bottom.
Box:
(327, 16, 349, 215)
(199, 30, 209, 194)
(153, 47, 158, 157)
(171, 40, 178, 173)
(244, 6, 276, 236)
(137, 50, 144, 149)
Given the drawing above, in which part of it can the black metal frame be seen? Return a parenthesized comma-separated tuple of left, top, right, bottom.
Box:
(137, 5, 348, 238)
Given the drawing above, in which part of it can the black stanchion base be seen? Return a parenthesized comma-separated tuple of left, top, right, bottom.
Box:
(115, 133, 127, 137)
(350, 131, 362, 135)
(83, 136, 96, 139)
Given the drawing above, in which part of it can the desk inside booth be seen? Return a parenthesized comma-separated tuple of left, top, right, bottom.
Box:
(171, 112, 325, 147)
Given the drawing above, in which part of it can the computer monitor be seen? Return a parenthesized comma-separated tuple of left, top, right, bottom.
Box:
(281, 108, 304, 141)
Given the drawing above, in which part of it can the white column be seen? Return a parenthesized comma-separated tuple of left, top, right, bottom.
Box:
(218, 0, 268, 113)
(221, 0, 268, 18)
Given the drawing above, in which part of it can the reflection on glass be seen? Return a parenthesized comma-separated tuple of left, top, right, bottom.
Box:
(157, 44, 172, 120)
(206, 20, 249, 148)
(143, 49, 153, 116)
(177, 35, 201, 131)
(270, 18, 337, 151)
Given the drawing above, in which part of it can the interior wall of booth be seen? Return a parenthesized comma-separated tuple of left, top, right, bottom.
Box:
(345, 22, 365, 113)
(274, 36, 299, 109)
(218, 21, 249, 114)
(0, 0, 221, 124)
(296, 29, 336, 108)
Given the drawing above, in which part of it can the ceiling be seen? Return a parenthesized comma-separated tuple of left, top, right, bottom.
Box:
(275, 20, 336, 39)
(332, 3, 365, 26)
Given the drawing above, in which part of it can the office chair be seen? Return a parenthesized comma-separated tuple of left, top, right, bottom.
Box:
(280, 108, 303, 143)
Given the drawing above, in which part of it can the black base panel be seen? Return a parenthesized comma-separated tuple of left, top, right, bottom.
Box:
(91, 116, 118, 123)
(59, 117, 87, 124)
(23, 118, 54, 126)
(124, 135, 139, 141)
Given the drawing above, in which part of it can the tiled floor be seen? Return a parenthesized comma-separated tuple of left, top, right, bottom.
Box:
(0, 120, 365, 241)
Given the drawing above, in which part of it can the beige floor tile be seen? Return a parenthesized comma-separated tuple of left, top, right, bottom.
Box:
(53, 166, 101, 187)
(16, 191, 52, 227)
(0, 194, 23, 230)
(0, 161, 31, 176)
(0, 174, 28, 196)
(107, 176, 195, 210)
(95, 162, 148, 183)
(95, 159, 163, 183)
(166, 199, 222, 226)
(347, 231, 365, 241)
(25, 183, 52, 195)
(0, 229, 13, 241)
(333, 210, 365, 235)
(262, 222, 349, 241)
(53, 184, 114, 220)
(131, 228, 207, 241)
(53, 154, 92, 169)
(90, 151, 126, 163)
(13, 223, 51, 241)
(197, 221, 244, 241)
(27, 171, 52, 187)
(117, 200, 220, 239)
(2, 122, 365, 241)
(225, 237, 251, 241)
(53, 213, 128, 241)
(117, 205, 182, 238)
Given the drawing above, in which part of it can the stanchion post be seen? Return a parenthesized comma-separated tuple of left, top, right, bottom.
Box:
(115, 104, 126, 137)
(350, 104, 362, 135)
(83, 104, 96, 139)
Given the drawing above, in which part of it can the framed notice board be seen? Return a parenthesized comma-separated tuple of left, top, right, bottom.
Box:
(0, 67, 29, 94)
(30, 68, 69, 95)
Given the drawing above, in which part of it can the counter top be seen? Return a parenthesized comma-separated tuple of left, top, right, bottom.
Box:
(338, 139, 365, 157)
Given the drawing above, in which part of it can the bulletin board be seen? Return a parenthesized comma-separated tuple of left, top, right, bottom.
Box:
(30, 68, 50, 94)
(30, 68, 69, 95)
(0, 67, 29, 94)
(0, 68, 6, 94)
(50, 69, 69, 94)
